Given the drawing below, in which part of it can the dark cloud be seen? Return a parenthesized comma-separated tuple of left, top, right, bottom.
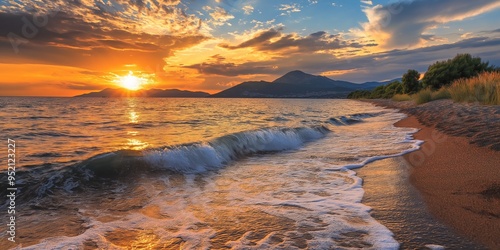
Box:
(219, 28, 283, 49)
(0, 14, 207, 71)
(363, 0, 500, 48)
(189, 36, 500, 84)
(219, 28, 377, 53)
(186, 61, 279, 76)
(60, 81, 105, 90)
(0, 1, 207, 71)
(323, 37, 500, 82)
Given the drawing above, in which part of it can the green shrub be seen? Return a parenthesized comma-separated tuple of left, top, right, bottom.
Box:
(414, 89, 433, 104)
(421, 54, 494, 90)
(392, 94, 412, 101)
(347, 90, 371, 99)
(431, 88, 451, 100)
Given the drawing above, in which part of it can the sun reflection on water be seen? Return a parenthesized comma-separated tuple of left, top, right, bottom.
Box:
(126, 139, 149, 150)
(124, 99, 148, 150)
(129, 111, 139, 123)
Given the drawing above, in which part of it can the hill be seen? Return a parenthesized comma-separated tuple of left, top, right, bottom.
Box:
(74, 88, 210, 98)
(211, 70, 392, 98)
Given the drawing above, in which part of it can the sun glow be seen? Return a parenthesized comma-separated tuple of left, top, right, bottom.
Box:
(119, 72, 144, 90)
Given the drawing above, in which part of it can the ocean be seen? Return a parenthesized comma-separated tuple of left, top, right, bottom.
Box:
(0, 97, 421, 249)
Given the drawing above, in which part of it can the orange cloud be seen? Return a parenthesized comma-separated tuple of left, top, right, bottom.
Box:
(0, 64, 109, 96)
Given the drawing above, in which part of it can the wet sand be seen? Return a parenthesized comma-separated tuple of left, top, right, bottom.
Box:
(357, 157, 482, 249)
(370, 99, 500, 249)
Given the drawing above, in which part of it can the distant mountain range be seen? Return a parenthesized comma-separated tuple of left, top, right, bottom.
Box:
(74, 88, 210, 98)
(211, 70, 396, 98)
(75, 71, 397, 98)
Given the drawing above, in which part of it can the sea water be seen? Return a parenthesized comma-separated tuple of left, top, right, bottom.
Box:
(0, 97, 420, 249)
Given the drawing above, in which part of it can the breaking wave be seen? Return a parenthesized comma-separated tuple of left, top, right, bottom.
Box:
(0, 125, 330, 203)
(145, 125, 329, 173)
(328, 112, 385, 126)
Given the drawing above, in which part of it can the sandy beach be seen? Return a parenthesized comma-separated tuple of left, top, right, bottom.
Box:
(358, 157, 481, 249)
(371, 99, 500, 249)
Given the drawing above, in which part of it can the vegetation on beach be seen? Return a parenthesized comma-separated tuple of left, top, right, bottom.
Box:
(447, 71, 500, 105)
(391, 94, 412, 102)
(421, 54, 495, 90)
(347, 80, 404, 99)
(348, 54, 499, 105)
(413, 87, 452, 104)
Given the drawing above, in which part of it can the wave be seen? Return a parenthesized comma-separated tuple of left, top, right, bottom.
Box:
(0, 125, 329, 204)
(23, 131, 92, 138)
(145, 125, 329, 173)
(12, 116, 54, 120)
(27, 152, 63, 158)
(328, 112, 385, 126)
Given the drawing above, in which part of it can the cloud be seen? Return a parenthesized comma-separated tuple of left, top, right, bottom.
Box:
(318, 36, 500, 82)
(0, 63, 111, 96)
(187, 36, 500, 87)
(0, 1, 207, 72)
(242, 5, 254, 15)
(279, 4, 301, 16)
(219, 28, 377, 53)
(207, 6, 235, 26)
(360, 0, 373, 6)
(360, 0, 500, 48)
(219, 28, 282, 49)
(186, 61, 278, 77)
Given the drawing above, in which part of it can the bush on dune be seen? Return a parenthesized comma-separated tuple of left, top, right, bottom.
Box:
(411, 88, 451, 104)
(422, 54, 494, 90)
(448, 71, 500, 105)
(347, 54, 498, 104)
(412, 72, 499, 105)
(414, 89, 433, 104)
(392, 94, 412, 102)
(431, 88, 451, 100)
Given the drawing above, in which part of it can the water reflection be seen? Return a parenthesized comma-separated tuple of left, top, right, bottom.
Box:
(127, 131, 138, 136)
(126, 139, 148, 150)
(129, 111, 139, 123)
(126, 98, 147, 150)
(127, 99, 139, 124)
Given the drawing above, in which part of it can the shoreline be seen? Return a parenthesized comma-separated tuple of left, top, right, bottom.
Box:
(370, 99, 500, 248)
(357, 157, 481, 249)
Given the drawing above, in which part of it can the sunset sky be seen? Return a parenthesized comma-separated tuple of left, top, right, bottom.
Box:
(1, 0, 500, 96)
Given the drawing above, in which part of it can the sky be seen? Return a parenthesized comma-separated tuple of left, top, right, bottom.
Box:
(0, 0, 500, 96)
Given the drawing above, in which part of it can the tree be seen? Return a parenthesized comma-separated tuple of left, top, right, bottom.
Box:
(402, 69, 421, 94)
(370, 85, 386, 99)
(421, 54, 494, 90)
(347, 90, 371, 99)
(387, 81, 403, 94)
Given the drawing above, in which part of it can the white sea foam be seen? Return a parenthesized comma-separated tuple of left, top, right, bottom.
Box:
(425, 244, 446, 250)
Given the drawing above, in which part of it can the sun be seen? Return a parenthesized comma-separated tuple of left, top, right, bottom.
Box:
(119, 72, 143, 90)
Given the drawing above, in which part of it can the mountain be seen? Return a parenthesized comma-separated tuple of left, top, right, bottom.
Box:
(74, 88, 210, 98)
(211, 70, 392, 98)
(74, 71, 395, 98)
(360, 79, 402, 89)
